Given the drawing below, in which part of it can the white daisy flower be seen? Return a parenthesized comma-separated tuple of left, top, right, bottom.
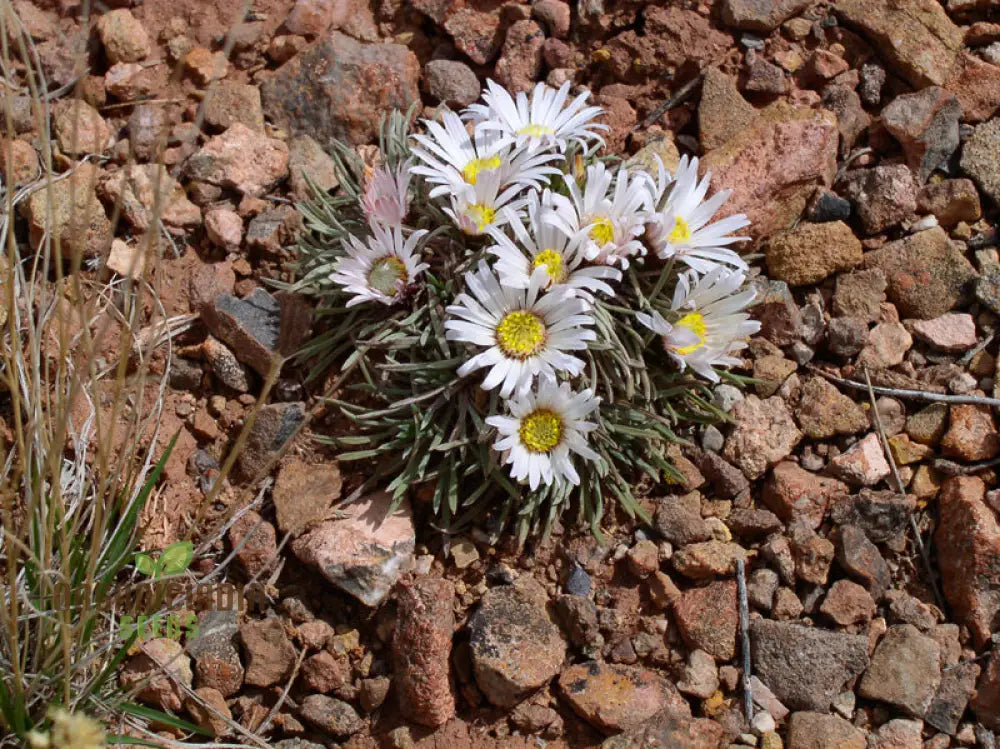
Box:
(445, 261, 596, 398)
(361, 160, 411, 227)
(330, 224, 429, 307)
(443, 166, 527, 236)
(489, 190, 621, 296)
(636, 267, 760, 382)
(410, 110, 559, 199)
(486, 377, 601, 490)
(648, 155, 750, 275)
(548, 162, 654, 269)
(465, 79, 608, 154)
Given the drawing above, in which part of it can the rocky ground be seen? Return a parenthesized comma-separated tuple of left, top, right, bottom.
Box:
(6, 0, 1000, 746)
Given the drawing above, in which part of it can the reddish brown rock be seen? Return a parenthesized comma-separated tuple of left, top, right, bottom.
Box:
(935, 476, 1000, 648)
(261, 32, 420, 146)
(836, 0, 962, 88)
(820, 579, 876, 625)
(941, 404, 1000, 462)
(673, 580, 737, 661)
(973, 649, 1000, 731)
(764, 461, 848, 529)
(766, 221, 862, 287)
(835, 524, 892, 599)
(946, 52, 1000, 124)
(859, 624, 942, 716)
(301, 650, 351, 694)
(96, 9, 151, 64)
(228, 511, 277, 578)
(240, 618, 296, 687)
(881, 87, 962, 182)
(558, 662, 688, 734)
(702, 102, 838, 240)
(720, 0, 810, 32)
(272, 458, 340, 534)
(786, 712, 866, 749)
(699, 68, 759, 151)
(185, 124, 289, 197)
(184, 47, 228, 85)
(857, 322, 913, 370)
(185, 687, 232, 738)
(53, 100, 110, 156)
(284, 0, 349, 36)
(120, 639, 193, 712)
(100, 164, 202, 233)
(840, 165, 917, 235)
(610, 711, 726, 749)
(393, 577, 456, 728)
(442, 2, 504, 65)
(916, 178, 982, 226)
(494, 20, 544, 93)
(863, 227, 977, 320)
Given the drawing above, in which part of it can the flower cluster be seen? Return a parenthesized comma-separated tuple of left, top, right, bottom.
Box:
(293, 80, 761, 535)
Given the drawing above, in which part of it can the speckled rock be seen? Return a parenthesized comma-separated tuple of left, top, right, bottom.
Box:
(766, 221, 862, 287)
(795, 377, 868, 439)
(960, 117, 1000, 205)
(882, 86, 961, 182)
(120, 638, 193, 712)
(720, 0, 810, 32)
(723, 395, 802, 480)
(764, 461, 848, 529)
(185, 123, 289, 197)
(786, 712, 866, 749)
(674, 580, 738, 661)
(859, 624, 941, 716)
(424, 59, 481, 107)
(941, 403, 1000, 461)
(469, 579, 566, 708)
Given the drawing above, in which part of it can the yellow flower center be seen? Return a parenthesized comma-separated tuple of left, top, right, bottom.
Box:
(589, 217, 615, 246)
(461, 155, 502, 185)
(532, 249, 566, 284)
(517, 123, 557, 138)
(519, 409, 564, 453)
(367, 255, 408, 296)
(496, 310, 546, 358)
(668, 215, 692, 244)
(463, 203, 496, 233)
(671, 312, 707, 355)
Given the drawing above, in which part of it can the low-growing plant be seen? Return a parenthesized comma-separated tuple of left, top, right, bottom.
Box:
(286, 82, 760, 541)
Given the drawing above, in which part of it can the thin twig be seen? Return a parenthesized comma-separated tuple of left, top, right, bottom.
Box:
(636, 74, 703, 131)
(736, 558, 753, 723)
(862, 367, 947, 613)
(933, 456, 1000, 476)
(255, 646, 306, 736)
(807, 365, 1000, 408)
(959, 333, 996, 367)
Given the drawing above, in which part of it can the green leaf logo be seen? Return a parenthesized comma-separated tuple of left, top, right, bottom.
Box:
(158, 541, 194, 577)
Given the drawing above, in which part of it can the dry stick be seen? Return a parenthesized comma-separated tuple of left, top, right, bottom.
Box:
(862, 367, 947, 613)
(636, 74, 703, 131)
(255, 646, 307, 736)
(736, 558, 753, 724)
(807, 365, 1000, 408)
(933, 455, 1000, 476)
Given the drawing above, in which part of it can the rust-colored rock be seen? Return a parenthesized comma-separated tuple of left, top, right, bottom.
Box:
(393, 577, 456, 728)
(673, 580, 737, 661)
(764, 461, 848, 529)
(766, 221, 862, 287)
(941, 403, 1000, 462)
(936, 476, 1000, 648)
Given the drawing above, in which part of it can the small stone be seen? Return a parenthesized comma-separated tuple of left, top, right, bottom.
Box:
(654, 493, 712, 547)
(755, 279, 804, 346)
(565, 565, 591, 596)
(795, 377, 868, 439)
(807, 188, 852, 223)
(926, 660, 979, 734)
(202, 336, 251, 393)
(827, 317, 869, 357)
(284, 0, 349, 36)
(559, 662, 688, 734)
(301, 650, 350, 693)
(960, 117, 1000, 205)
(686, 447, 750, 499)
(747, 568, 779, 610)
(99, 164, 201, 233)
(828, 433, 891, 487)
(830, 490, 915, 544)
(394, 577, 456, 727)
(906, 403, 949, 445)
(909, 313, 976, 352)
(887, 434, 933, 465)
(858, 322, 913, 369)
(882, 87, 962, 183)
(120, 639, 193, 712)
(772, 586, 804, 620)
(185, 123, 289, 197)
(240, 618, 295, 687)
(833, 268, 887, 322)
(764, 461, 848, 529)
(726, 508, 782, 540)
(23, 162, 111, 259)
(941, 403, 1000, 461)
(532, 0, 571, 38)
(292, 491, 415, 607)
(185, 687, 231, 738)
(766, 221, 862, 287)
(721, 0, 810, 32)
(972, 650, 1000, 732)
(0, 138, 37, 185)
(626, 540, 659, 578)
(859, 624, 941, 716)
(672, 541, 747, 580)
(298, 694, 363, 738)
(676, 649, 719, 699)
(54, 100, 110, 156)
(744, 57, 788, 95)
(288, 134, 339, 199)
(790, 525, 835, 585)
(751, 620, 869, 711)
(699, 67, 759, 152)
(936, 477, 1000, 648)
(820, 579, 876, 625)
(863, 227, 976, 319)
(186, 610, 243, 697)
(723, 395, 802, 480)
(97, 9, 151, 64)
(184, 47, 228, 85)
(272, 459, 339, 534)
(200, 288, 281, 376)
(360, 677, 391, 712)
(205, 208, 243, 251)
(201, 80, 265, 133)
(785, 712, 865, 749)
(917, 179, 982, 226)
(105, 239, 144, 279)
(841, 165, 917, 235)
(835, 524, 891, 598)
(555, 594, 601, 647)
(469, 579, 566, 708)
(860, 63, 887, 107)
(228, 511, 277, 578)
(674, 580, 738, 660)
(423, 59, 480, 108)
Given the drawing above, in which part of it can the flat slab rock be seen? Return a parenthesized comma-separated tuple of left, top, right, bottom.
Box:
(751, 619, 869, 711)
(291, 491, 415, 607)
